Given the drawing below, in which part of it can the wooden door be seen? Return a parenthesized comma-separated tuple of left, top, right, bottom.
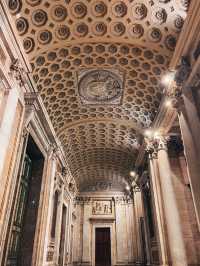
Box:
(95, 228, 111, 266)
(7, 154, 32, 265)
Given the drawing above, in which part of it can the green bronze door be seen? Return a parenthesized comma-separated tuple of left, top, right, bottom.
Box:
(7, 154, 32, 266)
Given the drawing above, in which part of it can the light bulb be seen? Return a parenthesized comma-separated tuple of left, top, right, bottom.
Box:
(130, 171, 136, 178)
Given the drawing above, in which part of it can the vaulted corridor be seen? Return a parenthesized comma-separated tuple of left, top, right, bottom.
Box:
(0, 0, 200, 265)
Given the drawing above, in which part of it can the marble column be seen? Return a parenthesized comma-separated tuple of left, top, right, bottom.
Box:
(82, 199, 91, 266)
(133, 190, 144, 265)
(177, 90, 200, 230)
(141, 190, 151, 266)
(41, 149, 57, 265)
(148, 149, 169, 266)
(55, 183, 64, 264)
(156, 136, 187, 266)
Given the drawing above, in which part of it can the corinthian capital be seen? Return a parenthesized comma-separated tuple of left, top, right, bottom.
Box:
(166, 82, 184, 112)
(155, 135, 169, 151)
(145, 134, 170, 156)
(145, 137, 157, 159)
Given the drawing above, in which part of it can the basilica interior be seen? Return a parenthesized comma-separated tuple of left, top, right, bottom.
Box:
(0, 0, 200, 265)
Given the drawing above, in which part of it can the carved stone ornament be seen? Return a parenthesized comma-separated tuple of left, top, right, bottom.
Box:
(75, 196, 91, 205)
(111, 1, 127, 17)
(77, 68, 124, 105)
(153, 8, 167, 24)
(155, 136, 169, 151)
(31, 9, 47, 27)
(114, 196, 133, 205)
(71, 2, 87, 18)
(23, 37, 35, 53)
(10, 59, 26, 87)
(16, 17, 29, 36)
(68, 181, 76, 195)
(24, 91, 39, 107)
(129, 24, 144, 39)
(145, 137, 157, 156)
(8, 0, 22, 15)
(92, 1, 107, 17)
(166, 83, 184, 111)
(132, 3, 147, 20)
(174, 56, 191, 85)
(92, 199, 112, 215)
(145, 135, 169, 155)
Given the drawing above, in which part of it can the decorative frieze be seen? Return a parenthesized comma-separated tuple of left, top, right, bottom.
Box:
(92, 199, 112, 215)
(114, 195, 133, 205)
(76, 196, 91, 205)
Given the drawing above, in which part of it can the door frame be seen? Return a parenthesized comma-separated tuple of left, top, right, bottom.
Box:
(91, 221, 115, 266)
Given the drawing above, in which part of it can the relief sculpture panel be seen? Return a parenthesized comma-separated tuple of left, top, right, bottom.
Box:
(92, 199, 112, 215)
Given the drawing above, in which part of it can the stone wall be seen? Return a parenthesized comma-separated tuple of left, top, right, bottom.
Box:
(72, 194, 135, 266)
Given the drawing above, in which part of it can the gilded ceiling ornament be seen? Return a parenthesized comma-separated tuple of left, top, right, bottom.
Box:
(108, 44, 117, 53)
(153, 8, 167, 24)
(55, 25, 70, 40)
(16, 17, 28, 36)
(111, 22, 126, 36)
(47, 51, 57, 61)
(174, 15, 184, 31)
(93, 22, 107, 36)
(92, 1, 107, 17)
(120, 45, 130, 54)
(38, 30, 52, 45)
(32, 9, 47, 27)
(8, 0, 22, 14)
(26, 0, 41, 6)
(132, 3, 147, 20)
(71, 2, 87, 18)
(78, 69, 124, 105)
(71, 46, 81, 55)
(51, 5, 67, 22)
(36, 56, 45, 66)
(112, 1, 127, 17)
(84, 45, 93, 54)
(165, 34, 177, 51)
(58, 48, 68, 58)
(129, 24, 144, 39)
(148, 28, 162, 42)
(74, 23, 88, 37)
(39, 68, 48, 77)
(23, 37, 35, 53)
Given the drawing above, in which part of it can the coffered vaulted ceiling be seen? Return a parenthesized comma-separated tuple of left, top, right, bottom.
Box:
(8, 0, 189, 190)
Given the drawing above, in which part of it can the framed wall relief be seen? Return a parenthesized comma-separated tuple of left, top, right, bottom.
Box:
(92, 199, 112, 215)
